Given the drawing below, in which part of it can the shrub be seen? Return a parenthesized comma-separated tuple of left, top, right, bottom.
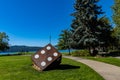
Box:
(71, 50, 90, 57)
(108, 50, 120, 56)
(98, 50, 120, 57)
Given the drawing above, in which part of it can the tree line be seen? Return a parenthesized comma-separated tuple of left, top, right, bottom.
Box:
(6, 46, 42, 52)
(57, 0, 120, 56)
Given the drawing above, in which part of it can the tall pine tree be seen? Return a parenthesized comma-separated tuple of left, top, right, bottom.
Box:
(71, 0, 112, 55)
(71, 0, 103, 49)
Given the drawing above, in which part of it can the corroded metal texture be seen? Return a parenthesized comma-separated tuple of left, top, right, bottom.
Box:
(31, 44, 62, 71)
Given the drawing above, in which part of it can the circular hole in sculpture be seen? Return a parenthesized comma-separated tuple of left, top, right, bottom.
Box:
(46, 46, 51, 50)
(41, 61, 46, 66)
(47, 57, 52, 61)
(34, 54, 39, 59)
(41, 50, 45, 54)
(53, 52, 58, 57)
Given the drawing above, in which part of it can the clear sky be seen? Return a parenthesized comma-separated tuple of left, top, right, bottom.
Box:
(0, 0, 114, 47)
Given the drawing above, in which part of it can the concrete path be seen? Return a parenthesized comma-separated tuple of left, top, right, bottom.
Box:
(63, 56, 120, 80)
(115, 56, 120, 59)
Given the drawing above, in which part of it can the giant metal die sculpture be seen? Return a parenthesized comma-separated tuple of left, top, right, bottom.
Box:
(31, 44, 62, 71)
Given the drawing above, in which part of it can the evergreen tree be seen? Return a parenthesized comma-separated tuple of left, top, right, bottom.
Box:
(71, 0, 103, 49)
(97, 17, 113, 50)
(0, 32, 9, 51)
(71, 0, 112, 55)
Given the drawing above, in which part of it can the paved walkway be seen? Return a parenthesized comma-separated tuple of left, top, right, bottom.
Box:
(115, 56, 120, 59)
(63, 56, 120, 80)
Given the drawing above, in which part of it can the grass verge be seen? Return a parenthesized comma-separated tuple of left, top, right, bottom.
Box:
(86, 57, 120, 67)
(0, 56, 104, 80)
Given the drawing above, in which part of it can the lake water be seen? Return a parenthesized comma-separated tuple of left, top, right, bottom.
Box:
(0, 49, 75, 55)
(0, 52, 18, 55)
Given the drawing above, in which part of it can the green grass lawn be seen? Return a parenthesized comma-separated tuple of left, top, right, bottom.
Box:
(0, 56, 104, 80)
(86, 57, 120, 67)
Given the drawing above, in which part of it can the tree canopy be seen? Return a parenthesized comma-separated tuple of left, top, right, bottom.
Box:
(58, 0, 114, 55)
(57, 29, 72, 50)
(112, 0, 120, 27)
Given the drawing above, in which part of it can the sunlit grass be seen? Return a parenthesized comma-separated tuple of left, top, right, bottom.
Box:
(0, 56, 104, 80)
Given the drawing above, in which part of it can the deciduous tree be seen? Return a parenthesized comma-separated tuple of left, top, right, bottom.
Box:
(112, 0, 120, 48)
(0, 32, 9, 51)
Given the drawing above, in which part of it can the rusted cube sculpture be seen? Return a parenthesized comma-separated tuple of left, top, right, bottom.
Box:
(31, 44, 62, 71)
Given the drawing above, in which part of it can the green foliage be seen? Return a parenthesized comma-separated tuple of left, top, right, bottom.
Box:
(112, 25, 120, 47)
(112, 27, 120, 38)
(97, 50, 120, 57)
(71, 50, 90, 57)
(108, 50, 120, 53)
(107, 50, 120, 56)
(71, 0, 103, 48)
(0, 32, 9, 51)
(0, 56, 104, 80)
(112, 0, 120, 27)
(112, 0, 120, 48)
(70, 0, 113, 50)
(57, 29, 73, 50)
(58, 0, 113, 51)
(97, 17, 113, 47)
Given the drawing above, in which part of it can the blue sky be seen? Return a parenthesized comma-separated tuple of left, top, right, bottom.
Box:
(0, 0, 114, 47)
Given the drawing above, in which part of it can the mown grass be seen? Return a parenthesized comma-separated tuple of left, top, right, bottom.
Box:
(0, 56, 104, 80)
(86, 57, 120, 67)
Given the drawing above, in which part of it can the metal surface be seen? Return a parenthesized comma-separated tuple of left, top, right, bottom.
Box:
(32, 44, 62, 71)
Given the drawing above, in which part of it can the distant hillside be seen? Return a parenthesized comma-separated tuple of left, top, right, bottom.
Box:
(6, 46, 42, 52)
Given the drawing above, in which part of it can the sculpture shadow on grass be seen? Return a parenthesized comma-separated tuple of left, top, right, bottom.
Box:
(45, 64, 80, 71)
(56, 64, 80, 70)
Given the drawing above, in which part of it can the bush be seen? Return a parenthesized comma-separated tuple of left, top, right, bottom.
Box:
(108, 50, 120, 56)
(98, 50, 120, 57)
(71, 50, 90, 57)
